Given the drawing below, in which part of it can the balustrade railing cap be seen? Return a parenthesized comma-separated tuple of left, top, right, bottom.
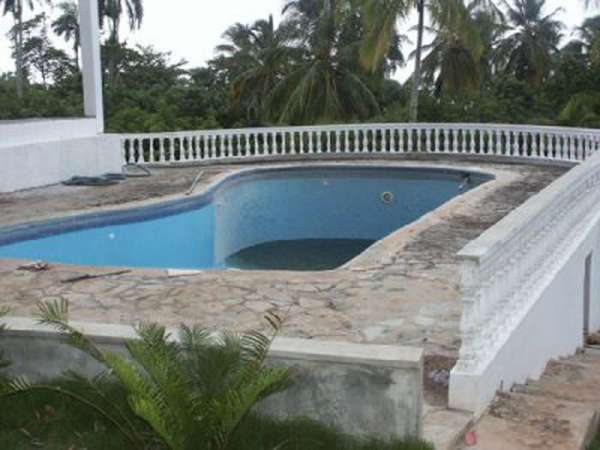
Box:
(458, 150, 600, 264)
(111, 123, 600, 139)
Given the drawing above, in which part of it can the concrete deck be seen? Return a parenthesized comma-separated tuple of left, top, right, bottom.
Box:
(0, 159, 568, 358)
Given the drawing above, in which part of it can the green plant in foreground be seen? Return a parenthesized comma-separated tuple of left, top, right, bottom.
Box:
(1, 299, 288, 450)
(0, 306, 10, 375)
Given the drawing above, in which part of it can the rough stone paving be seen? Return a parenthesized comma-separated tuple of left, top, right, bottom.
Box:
(0, 159, 568, 358)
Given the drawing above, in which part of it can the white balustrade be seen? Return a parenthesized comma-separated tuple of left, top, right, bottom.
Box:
(110, 123, 600, 164)
(118, 123, 600, 165)
(450, 146, 600, 413)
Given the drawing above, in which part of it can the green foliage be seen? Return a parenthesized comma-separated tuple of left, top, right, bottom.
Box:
(3, 0, 600, 128)
(0, 306, 10, 373)
(3, 299, 289, 450)
(0, 381, 433, 450)
(558, 93, 600, 127)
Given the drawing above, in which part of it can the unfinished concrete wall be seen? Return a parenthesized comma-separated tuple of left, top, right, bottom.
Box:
(0, 319, 423, 439)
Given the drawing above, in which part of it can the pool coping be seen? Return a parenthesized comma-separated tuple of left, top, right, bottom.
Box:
(0, 160, 508, 276)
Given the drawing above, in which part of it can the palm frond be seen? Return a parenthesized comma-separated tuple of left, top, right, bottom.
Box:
(36, 299, 105, 362)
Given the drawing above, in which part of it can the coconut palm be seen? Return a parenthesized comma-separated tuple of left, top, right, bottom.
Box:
(52, 1, 80, 68)
(1, 0, 51, 97)
(564, 15, 600, 66)
(495, 0, 564, 85)
(585, 0, 600, 9)
(419, 1, 506, 97)
(98, 0, 143, 44)
(215, 16, 299, 123)
(360, 0, 498, 121)
(267, 0, 380, 124)
(419, 0, 485, 96)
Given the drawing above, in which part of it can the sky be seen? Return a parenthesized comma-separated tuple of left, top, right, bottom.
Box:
(0, 0, 591, 82)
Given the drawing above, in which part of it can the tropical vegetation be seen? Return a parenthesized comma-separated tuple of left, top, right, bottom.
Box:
(0, 300, 431, 450)
(1, 0, 600, 129)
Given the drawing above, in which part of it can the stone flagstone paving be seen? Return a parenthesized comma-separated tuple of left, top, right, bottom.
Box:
(0, 159, 568, 358)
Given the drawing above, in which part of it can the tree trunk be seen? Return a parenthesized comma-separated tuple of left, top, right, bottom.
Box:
(409, 0, 425, 122)
(15, 0, 24, 98)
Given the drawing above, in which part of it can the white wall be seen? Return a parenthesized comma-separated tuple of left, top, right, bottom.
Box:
(0, 118, 99, 148)
(0, 119, 122, 192)
(449, 152, 600, 414)
(450, 222, 600, 413)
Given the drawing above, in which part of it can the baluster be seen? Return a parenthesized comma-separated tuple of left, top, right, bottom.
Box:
(267, 132, 273, 155)
(398, 129, 405, 153)
(158, 137, 165, 164)
(444, 128, 450, 153)
(192, 136, 199, 160)
(131, 138, 138, 163)
(492, 130, 499, 154)
(423, 128, 431, 153)
(165, 137, 172, 162)
(468, 129, 474, 153)
(549, 134, 556, 159)
(502, 130, 508, 155)
(249, 133, 255, 155)
(182, 137, 188, 161)
(450, 129, 457, 153)
(478, 129, 485, 154)
(539, 133, 547, 158)
(568, 135, 574, 160)
(122, 138, 129, 164)
(559, 134, 566, 160)
(192, 135, 198, 160)
(407, 128, 413, 153)
(511, 131, 517, 156)
(206, 135, 212, 159)
(415, 128, 421, 152)
(330, 130, 342, 153)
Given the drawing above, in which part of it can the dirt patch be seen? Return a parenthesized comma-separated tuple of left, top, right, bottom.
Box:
(424, 354, 457, 407)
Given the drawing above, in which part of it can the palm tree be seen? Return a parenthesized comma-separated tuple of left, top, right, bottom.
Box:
(419, 0, 485, 96)
(98, 0, 143, 44)
(585, 0, 600, 9)
(266, 0, 380, 124)
(496, 0, 564, 85)
(216, 15, 298, 123)
(1, 0, 51, 98)
(2, 300, 289, 450)
(0, 307, 9, 376)
(564, 15, 600, 66)
(360, 0, 498, 121)
(52, 1, 80, 68)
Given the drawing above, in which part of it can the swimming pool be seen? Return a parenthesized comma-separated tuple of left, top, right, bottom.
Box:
(0, 166, 492, 271)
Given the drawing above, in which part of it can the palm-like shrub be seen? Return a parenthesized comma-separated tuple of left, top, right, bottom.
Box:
(0, 306, 9, 374)
(2, 300, 288, 450)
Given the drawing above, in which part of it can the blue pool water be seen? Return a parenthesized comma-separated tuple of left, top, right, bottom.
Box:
(0, 166, 491, 271)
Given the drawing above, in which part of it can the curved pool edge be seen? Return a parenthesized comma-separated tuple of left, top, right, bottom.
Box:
(0, 160, 510, 275)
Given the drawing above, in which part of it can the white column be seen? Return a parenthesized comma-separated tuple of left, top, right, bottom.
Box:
(79, 0, 104, 133)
